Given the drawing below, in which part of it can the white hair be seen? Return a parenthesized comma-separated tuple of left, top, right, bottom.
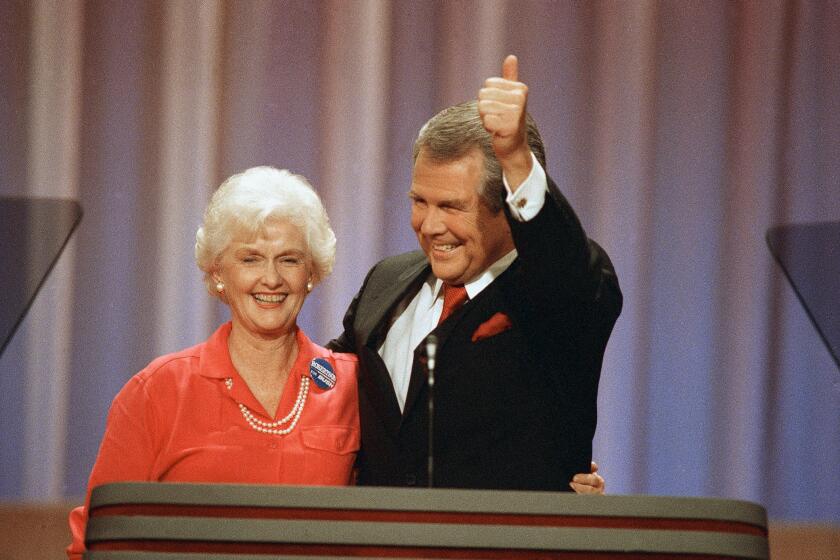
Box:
(195, 166, 336, 298)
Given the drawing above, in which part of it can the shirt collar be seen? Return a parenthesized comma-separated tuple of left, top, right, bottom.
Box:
(199, 322, 320, 379)
(199, 322, 236, 378)
(429, 248, 518, 303)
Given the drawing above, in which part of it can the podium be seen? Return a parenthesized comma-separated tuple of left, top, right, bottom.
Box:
(85, 482, 768, 559)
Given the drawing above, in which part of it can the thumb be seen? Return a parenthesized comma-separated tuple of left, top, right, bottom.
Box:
(502, 54, 518, 81)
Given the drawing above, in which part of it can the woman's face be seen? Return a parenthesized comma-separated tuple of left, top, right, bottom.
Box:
(215, 220, 311, 339)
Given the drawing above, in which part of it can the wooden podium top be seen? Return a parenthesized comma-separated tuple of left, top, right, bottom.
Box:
(86, 483, 768, 559)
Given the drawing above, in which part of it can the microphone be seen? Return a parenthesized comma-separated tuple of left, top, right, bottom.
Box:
(425, 334, 438, 488)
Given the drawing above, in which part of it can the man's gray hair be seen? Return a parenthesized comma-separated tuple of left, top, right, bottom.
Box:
(412, 100, 546, 213)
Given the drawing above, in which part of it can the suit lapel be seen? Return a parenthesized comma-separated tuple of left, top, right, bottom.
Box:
(360, 256, 430, 435)
(361, 257, 430, 349)
(400, 260, 520, 420)
(401, 288, 475, 420)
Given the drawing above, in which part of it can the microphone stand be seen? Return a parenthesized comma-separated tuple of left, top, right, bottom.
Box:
(425, 334, 438, 488)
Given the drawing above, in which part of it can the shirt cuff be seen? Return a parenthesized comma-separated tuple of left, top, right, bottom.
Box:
(503, 152, 547, 222)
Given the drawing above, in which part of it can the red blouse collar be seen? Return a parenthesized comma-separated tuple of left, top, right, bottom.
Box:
(198, 322, 327, 419)
(198, 322, 322, 380)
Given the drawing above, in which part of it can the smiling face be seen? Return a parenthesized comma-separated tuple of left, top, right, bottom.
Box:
(409, 148, 515, 285)
(214, 220, 311, 339)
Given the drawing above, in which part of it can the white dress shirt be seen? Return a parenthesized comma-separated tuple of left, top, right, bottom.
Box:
(379, 154, 548, 411)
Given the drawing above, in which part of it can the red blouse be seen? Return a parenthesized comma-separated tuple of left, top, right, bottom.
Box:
(67, 323, 359, 559)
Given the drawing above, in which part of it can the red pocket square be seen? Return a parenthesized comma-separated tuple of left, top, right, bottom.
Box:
(472, 312, 513, 342)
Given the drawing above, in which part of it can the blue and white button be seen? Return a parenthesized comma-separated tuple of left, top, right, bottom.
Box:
(309, 358, 336, 390)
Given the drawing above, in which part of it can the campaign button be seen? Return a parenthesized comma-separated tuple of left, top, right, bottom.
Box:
(309, 358, 336, 390)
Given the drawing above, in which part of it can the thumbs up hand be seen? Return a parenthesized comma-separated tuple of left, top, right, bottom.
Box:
(478, 54, 532, 189)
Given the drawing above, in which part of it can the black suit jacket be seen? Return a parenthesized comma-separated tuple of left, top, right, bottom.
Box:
(329, 176, 622, 490)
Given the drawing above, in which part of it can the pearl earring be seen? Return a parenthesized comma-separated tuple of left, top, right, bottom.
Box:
(306, 280, 313, 293)
(215, 281, 225, 292)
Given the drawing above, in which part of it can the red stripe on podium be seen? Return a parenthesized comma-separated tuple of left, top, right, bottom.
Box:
(89, 504, 766, 537)
(89, 539, 751, 559)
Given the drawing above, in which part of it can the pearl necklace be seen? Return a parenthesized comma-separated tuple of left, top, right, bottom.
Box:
(225, 376, 309, 435)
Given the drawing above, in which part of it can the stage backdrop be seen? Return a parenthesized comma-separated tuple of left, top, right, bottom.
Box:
(1, 0, 838, 523)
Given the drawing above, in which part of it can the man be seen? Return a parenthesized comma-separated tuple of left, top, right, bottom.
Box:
(329, 56, 622, 491)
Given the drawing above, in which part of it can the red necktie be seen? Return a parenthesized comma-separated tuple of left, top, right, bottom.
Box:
(438, 284, 468, 325)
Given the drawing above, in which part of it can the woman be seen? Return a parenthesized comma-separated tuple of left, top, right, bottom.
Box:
(68, 166, 604, 558)
(67, 167, 359, 558)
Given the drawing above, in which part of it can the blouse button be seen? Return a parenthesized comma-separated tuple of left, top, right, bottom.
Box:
(269, 442, 278, 449)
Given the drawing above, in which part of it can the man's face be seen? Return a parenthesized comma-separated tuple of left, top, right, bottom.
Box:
(409, 148, 514, 285)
